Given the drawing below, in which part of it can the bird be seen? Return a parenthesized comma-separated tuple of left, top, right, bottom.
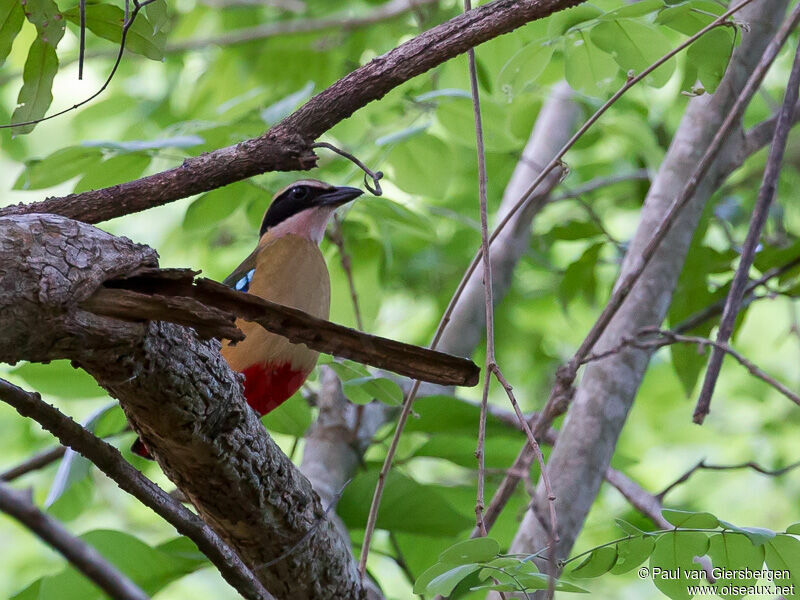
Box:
(131, 179, 363, 459)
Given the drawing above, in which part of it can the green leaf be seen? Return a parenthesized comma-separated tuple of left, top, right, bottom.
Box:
(338, 470, 471, 537)
(260, 81, 314, 125)
(436, 99, 520, 152)
(261, 391, 312, 437)
(11, 360, 106, 399)
(719, 521, 776, 546)
(11, 530, 206, 599)
(402, 395, 521, 438)
(388, 133, 454, 198)
(564, 30, 618, 96)
(650, 531, 710, 600)
(414, 561, 480, 595)
(686, 28, 735, 94)
(145, 0, 168, 33)
(498, 40, 554, 97)
(13, 146, 105, 190)
(764, 535, 800, 594)
(438, 538, 500, 565)
(558, 243, 603, 307)
(342, 376, 403, 406)
(412, 434, 524, 470)
(11, 38, 58, 135)
(611, 535, 656, 574)
(426, 564, 482, 595)
(786, 523, 800, 535)
(547, 219, 603, 241)
(23, 0, 65, 47)
(656, 1, 724, 36)
(600, 0, 664, 19)
(570, 545, 618, 578)
(615, 518, 647, 536)
(45, 403, 122, 521)
(548, 3, 604, 36)
(183, 181, 259, 230)
(662, 508, 719, 529)
(325, 359, 371, 382)
(707, 533, 765, 599)
(0, 0, 24, 66)
(63, 4, 166, 60)
(73, 152, 150, 193)
(590, 19, 675, 87)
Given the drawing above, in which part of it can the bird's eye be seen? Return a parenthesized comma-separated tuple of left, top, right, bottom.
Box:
(290, 186, 308, 200)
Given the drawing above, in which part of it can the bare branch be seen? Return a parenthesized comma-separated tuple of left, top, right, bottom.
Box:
(1, 445, 67, 482)
(657, 458, 800, 501)
(0, 0, 584, 225)
(0, 378, 273, 600)
(694, 39, 800, 423)
(0, 481, 149, 600)
(80, 273, 480, 387)
(581, 328, 800, 409)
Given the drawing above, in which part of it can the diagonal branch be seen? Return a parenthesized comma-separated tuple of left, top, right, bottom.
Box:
(0, 0, 583, 225)
(694, 38, 800, 423)
(0, 378, 273, 600)
(81, 272, 480, 387)
(0, 481, 149, 600)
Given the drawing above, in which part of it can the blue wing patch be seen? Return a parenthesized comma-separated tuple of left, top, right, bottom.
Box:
(234, 268, 255, 293)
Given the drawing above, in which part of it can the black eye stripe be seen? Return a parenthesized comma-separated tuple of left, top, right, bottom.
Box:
(259, 185, 329, 236)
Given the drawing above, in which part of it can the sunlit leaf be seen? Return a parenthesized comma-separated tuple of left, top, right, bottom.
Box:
(590, 19, 675, 87)
(438, 538, 500, 565)
(63, 4, 166, 60)
(662, 508, 719, 529)
(11, 38, 58, 135)
(0, 1, 24, 66)
(13, 146, 105, 190)
(650, 531, 710, 600)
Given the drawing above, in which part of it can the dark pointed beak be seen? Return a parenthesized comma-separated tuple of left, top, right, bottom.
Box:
(319, 186, 364, 206)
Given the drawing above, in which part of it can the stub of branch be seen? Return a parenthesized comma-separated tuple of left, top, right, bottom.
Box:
(80, 269, 480, 387)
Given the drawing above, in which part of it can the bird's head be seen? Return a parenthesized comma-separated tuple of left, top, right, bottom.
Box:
(259, 179, 363, 244)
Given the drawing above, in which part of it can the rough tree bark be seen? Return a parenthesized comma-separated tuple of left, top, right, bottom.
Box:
(0, 215, 362, 600)
(500, 0, 789, 579)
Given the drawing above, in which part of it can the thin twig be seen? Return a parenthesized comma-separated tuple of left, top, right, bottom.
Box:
(674, 254, 800, 333)
(0, 481, 149, 600)
(547, 170, 650, 203)
(312, 142, 383, 196)
(581, 328, 800, 408)
(0, 445, 67, 482)
(462, 0, 493, 540)
(490, 364, 558, 598)
(79, 0, 86, 79)
(0, 379, 273, 600)
(694, 38, 800, 423)
(1, 0, 158, 131)
(657, 458, 800, 501)
(327, 214, 364, 330)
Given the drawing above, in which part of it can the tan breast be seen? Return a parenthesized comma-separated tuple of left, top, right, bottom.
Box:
(221, 234, 330, 373)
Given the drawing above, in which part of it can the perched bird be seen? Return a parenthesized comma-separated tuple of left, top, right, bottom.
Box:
(132, 179, 363, 458)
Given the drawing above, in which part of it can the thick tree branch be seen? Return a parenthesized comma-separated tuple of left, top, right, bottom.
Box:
(0, 481, 149, 600)
(0, 378, 273, 600)
(0, 214, 364, 600)
(0, 0, 583, 225)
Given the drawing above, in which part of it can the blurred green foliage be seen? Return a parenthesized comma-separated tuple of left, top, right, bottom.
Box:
(1, 0, 800, 598)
